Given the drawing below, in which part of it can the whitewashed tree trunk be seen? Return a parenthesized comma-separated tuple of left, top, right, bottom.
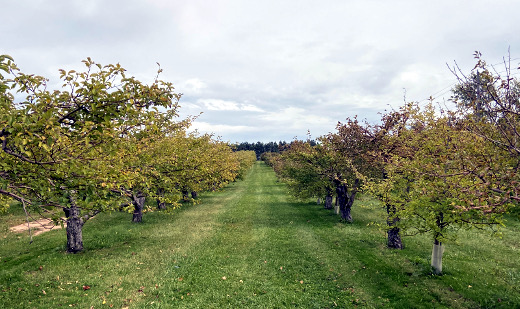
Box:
(431, 240, 444, 275)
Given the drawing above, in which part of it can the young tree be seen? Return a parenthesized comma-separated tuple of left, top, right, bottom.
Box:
(371, 102, 507, 274)
(363, 109, 412, 249)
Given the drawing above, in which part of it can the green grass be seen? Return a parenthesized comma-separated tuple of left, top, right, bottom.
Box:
(0, 161, 519, 308)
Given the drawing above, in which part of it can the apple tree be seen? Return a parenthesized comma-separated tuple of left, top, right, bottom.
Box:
(0, 55, 181, 252)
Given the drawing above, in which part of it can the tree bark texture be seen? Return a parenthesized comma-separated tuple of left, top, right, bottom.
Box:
(335, 182, 356, 222)
(65, 192, 84, 253)
(386, 203, 403, 249)
(132, 191, 145, 223)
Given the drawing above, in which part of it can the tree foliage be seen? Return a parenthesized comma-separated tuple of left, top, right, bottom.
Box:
(264, 53, 520, 275)
(0, 55, 253, 252)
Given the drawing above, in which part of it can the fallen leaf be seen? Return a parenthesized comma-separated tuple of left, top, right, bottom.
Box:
(42, 290, 46, 295)
(222, 276, 227, 280)
(300, 280, 304, 284)
(178, 278, 183, 281)
(83, 285, 91, 290)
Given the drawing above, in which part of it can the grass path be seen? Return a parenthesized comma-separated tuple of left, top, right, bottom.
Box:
(1, 162, 519, 308)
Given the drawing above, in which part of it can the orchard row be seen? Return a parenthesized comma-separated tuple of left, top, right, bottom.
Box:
(0, 55, 256, 253)
(262, 53, 520, 275)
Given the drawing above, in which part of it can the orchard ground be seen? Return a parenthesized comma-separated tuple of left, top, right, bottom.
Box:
(1, 162, 519, 308)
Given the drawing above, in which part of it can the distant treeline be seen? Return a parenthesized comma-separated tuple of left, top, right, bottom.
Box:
(232, 140, 317, 159)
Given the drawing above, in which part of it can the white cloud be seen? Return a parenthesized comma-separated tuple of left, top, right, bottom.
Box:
(198, 99, 264, 112)
(189, 121, 257, 139)
(241, 104, 264, 112)
(3, 0, 520, 142)
(179, 78, 207, 93)
(260, 107, 332, 130)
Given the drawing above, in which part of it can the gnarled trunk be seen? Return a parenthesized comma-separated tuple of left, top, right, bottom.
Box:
(132, 191, 145, 223)
(386, 203, 403, 249)
(64, 192, 84, 253)
(336, 184, 347, 218)
(335, 180, 358, 222)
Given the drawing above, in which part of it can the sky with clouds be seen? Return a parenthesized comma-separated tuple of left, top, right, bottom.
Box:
(3, 0, 520, 142)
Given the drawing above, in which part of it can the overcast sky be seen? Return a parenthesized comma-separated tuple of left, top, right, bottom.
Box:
(4, 0, 520, 142)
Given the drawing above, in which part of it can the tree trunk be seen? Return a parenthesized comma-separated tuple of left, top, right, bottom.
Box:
(431, 239, 444, 275)
(64, 192, 84, 253)
(336, 183, 346, 217)
(324, 187, 333, 210)
(191, 191, 198, 199)
(325, 195, 333, 210)
(386, 203, 403, 249)
(343, 191, 355, 222)
(431, 213, 445, 274)
(157, 199, 166, 210)
(335, 183, 354, 222)
(156, 188, 166, 210)
(132, 191, 145, 223)
(182, 190, 189, 202)
(335, 180, 357, 222)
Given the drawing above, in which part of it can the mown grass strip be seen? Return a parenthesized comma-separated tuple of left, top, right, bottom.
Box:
(0, 162, 519, 308)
